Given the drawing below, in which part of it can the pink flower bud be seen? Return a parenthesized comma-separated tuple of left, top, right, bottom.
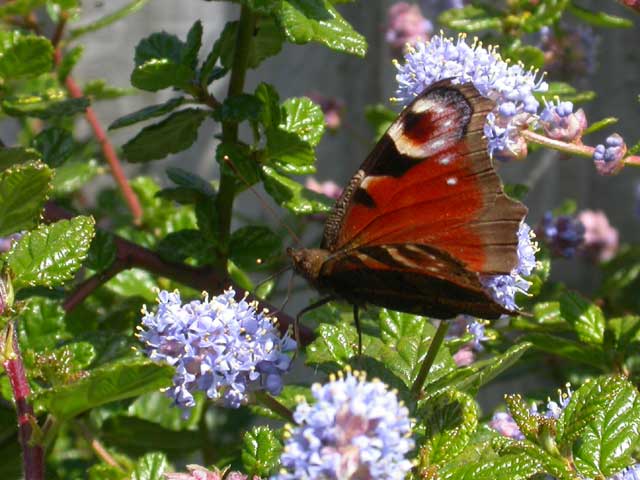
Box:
(385, 2, 432, 56)
(577, 210, 619, 263)
(453, 345, 475, 367)
(593, 133, 627, 176)
(306, 92, 344, 131)
(540, 100, 587, 143)
(305, 178, 343, 200)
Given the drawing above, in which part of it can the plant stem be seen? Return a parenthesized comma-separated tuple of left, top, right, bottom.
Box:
(2, 321, 44, 480)
(411, 321, 449, 398)
(214, 5, 256, 270)
(254, 391, 294, 423)
(76, 420, 122, 470)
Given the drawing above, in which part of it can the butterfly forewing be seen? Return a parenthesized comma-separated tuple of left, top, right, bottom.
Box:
(322, 80, 526, 275)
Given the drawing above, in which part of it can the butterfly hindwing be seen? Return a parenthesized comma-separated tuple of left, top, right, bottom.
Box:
(322, 80, 527, 276)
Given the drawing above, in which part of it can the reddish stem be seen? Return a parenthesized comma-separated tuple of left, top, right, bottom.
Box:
(53, 49, 143, 224)
(2, 322, 44, 480)
(44, 203, 314, 345)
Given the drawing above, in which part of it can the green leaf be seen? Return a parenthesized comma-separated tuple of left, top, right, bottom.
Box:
(601, 246, 640, 312)
(0, 162, 52, 237)
(568, 3, 633, 28)
(506, 45, 545, 69)
(134, 31, 183, 66)
(128, 391, 202, 431)
(109, 97, 186, 130)
(2, 95, 89, 119)
(584, 117, 618, 135)
(255, 82, 282, 129)
(83, 79, 133, 101)
(216, 142, 260, 189)
(276, 0, 367, 57)
(0, 32, 53, 79)
(523, 0, 571, 33)
(439, 450, 542, 480)
(122, 109, 208, 162)
(365, 104, 396, 140)
(69, 0, 151, 39)
(438, 5, 502, 32)
(86, 229, 117, 273)
(504, 394, 539, 442)
(0, 0, 46, 16)
(157, 230, 212, 263)
(261, 165, 332, 215)
(606, 315, 640, 356)
(131, 452, 168, 480)
(0, 147, 40, 171)
(218, 17, 285, 69)
(216, 94, 263, 123)
(417, 389, 478, 466)
(241, 426, 282, 477)
(266, 129, 316, 175)
(7, 216, 95, 290)
(181, 20, 203, 69)
(57, 45, 83, 83)
(281, 97, 325, 147)
(32, 127, 74, 167)
(18, 296, 68, 352)
(51, 158, 100, 195)
(558, 376, 640, 478)
(166, 167, 216, 198)
(522, 333, 607, 369)
(131, 59, 194, 91)
(34, 359, 173, 420)
(229, 226, 281, 271)
(560, 292, 605, 345)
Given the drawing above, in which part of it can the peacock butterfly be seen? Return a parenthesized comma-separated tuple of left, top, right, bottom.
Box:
(287, 79, 527, 342)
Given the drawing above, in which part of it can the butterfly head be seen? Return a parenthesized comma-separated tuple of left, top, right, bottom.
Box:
(287, 247, 329, 287)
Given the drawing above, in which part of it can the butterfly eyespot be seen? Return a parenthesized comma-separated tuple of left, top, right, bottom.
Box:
(447, 177, 458, 186)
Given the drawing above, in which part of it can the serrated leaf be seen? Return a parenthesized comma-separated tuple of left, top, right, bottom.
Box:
(558, 376, 640, 478)
(86, 229, 117, 273)
(439, 450, 542, 480)
(134, 31, 184, 66)
(568, 3, 633, 28)
(229, 225, 282, 270)
(7, 216, 95, 290)
(2, 95, 89, 119)
(0, 162, 52, 237)
(504, 394, 539, 441)
(34, 359, 173, 420)
(181, 20, 203, 69)
(0, 32, 53, 79)
(417, 389, 478, 466)
(281, 97, 325, 146)
(218, 17, 285, 69)
(122, 109, 208, 162)
(18, 296, 68, 352)
(0, 147, 40, 171)
(131, 452, 168, 480)
(276, 0, 367, 57)
(560, 292, 605, 345)
(261, 165, 332, 215)
(131, 59, 194, 91)
(438, 4, 502, 32)
(241, 426, 282, 477)
(109, 97, 185, 130)
(266, 128, 316, 175)
(216, 94, 263, 123)
(32, 127, 74, 167)
(255, 82, 281, 129)
(606, 315, 640, 356)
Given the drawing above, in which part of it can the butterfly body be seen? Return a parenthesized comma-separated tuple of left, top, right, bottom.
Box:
(289, 80, 527, 321)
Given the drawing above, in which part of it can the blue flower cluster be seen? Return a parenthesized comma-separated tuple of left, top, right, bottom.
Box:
(538, 212, 585, 258)
(275, 370, 414, 480)
(139, 288, 295, 410)
(611, 464, 640, 480)
(394, 34, 548, 158)
(481, 222, 538, 311)
(593, 133, 627, 176)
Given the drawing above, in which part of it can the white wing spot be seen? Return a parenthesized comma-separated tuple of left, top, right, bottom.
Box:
(447, 177, 458, 186)
(439, 155, 453, 165)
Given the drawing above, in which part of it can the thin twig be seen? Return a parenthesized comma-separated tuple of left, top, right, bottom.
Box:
(254, 391, 294, 422)
(76, 420, 122, 469)
(411, 321, 450, 398)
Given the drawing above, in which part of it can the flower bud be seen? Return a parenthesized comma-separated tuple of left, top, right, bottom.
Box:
(576, 209, 619, 263)
(540, 100, 587, 143)
(593, 133, 627, 176)
(306, 92, 345, 131)
(385, 2, 432, 56)
(536, 212, 585, 258)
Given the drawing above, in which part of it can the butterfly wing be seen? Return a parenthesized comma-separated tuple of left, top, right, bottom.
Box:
(317, 243, 510, 319)
(322, 80, 527, 276)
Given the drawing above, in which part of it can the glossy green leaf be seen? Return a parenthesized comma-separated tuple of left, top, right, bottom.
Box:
(241, 426, 282, 477)
(558, 376, 640, 478)
(34, 359, 173, 420)
(229, 225, 282, 270)
(266, 128, 316, 175)
(18, 296, 68, 352)
(438, 5, 502, 32)
(560, 292, 605, 345)
(281, 97, 325, 147)
(69, 0, 151, 39)
(255, 82, 282, 129)
(122, 109, 208, 162)
(522, 333, 606, 369)
(0, 32, 53, 79)
(2, 95, 89, 119)
(276, 0, 367, 57)
(86, 229, 117, 273)
(606, 315, 640, 355)
(216, 94, 263, 123)
(417, 388, 478, 465)
(439, 450, 542, 480)
(32, 127, 74, 167)
(131, 452, 168, 480)
(7, 216, 95, 290)
(218, 17, 285, 69)
(568, 3, 633, 28)
(131, 59, 194, 91)
(0, 161, 51, 237)
(504, 394, 539, 442)
(0, 147, 40, 171)
(261, 165, 332, 215)
(109, 97, 186, 130)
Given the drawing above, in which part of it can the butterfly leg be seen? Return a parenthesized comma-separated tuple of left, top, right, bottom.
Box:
(294, 296, 335, 350)
(353, 304, 363, 356)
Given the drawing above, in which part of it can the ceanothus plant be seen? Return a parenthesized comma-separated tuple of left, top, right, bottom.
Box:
(0, 1, 640, 479)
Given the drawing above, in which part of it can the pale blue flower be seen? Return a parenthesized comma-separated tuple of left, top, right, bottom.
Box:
(610, 464, 640, 480)
(538, 212, 585, 258)
(275, 371, 414, 480)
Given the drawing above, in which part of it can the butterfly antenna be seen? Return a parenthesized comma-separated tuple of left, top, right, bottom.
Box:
(221, 154, 302, 247)
(278, 268, 295, 313)
(254, 264, 293, 292)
